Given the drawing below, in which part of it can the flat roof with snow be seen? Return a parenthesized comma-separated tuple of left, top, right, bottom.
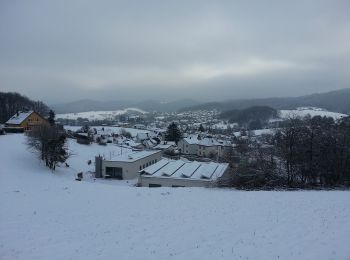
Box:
(105, 150, 161, 163)
(140, 158, 228, 181)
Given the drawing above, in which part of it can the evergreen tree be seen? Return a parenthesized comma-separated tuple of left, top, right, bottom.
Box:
(165, 122, 182, 144)
(48, 110, 55, 125)
(26, 124, 69, 170)
(198, 124, 205, 132)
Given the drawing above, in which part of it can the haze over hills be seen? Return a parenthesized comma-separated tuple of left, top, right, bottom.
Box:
(51, 88, 350, 114)
(180, 88, 350, 114)
(51, 99, 201, 114)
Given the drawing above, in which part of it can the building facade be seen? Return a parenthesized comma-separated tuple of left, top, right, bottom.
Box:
(96, 150, 162, 180)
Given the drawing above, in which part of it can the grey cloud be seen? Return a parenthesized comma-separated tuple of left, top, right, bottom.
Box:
(0, 0, 349, 103)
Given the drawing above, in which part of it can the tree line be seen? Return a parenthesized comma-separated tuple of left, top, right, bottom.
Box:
(219, 106, 278, 129)
(223, 115, 350, 189)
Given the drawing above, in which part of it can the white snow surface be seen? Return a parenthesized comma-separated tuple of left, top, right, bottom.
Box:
(64, 125, 152, 138)
(1, 134, 350, 260)
(56, 108, 147, 121)
(279, 107, 348, 120)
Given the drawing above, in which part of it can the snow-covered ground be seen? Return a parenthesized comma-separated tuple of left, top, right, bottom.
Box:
(56, 108, 147, 121)
(1, 134, 350, 260)
(279, 107, 348, 120)
(64, 125, 152, 138)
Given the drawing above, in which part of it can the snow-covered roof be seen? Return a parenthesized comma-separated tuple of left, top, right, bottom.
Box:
(6, 111, 34, 125)
(106, 150, 161, 162)
(141, 158, 228, 181)
(154, 141, 176, 149)
(183, 137, 231, 147)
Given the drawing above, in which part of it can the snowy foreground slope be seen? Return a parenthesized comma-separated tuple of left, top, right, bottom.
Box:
(1, 134, 350, 260)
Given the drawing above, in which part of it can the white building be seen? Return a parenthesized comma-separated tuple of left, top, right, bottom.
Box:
(138, 158, 230, 187)
(178, 136, 232, 158)
(96, 150, 162, 179)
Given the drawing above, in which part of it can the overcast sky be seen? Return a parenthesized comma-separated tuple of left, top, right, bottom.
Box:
(0, 0, 349, 104)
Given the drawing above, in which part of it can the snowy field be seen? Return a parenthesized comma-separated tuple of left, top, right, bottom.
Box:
(56, 108, 147, 121)
(64, 125, 152, 138)
(279, 107, 348, 120)
(1, 134, 350, 260)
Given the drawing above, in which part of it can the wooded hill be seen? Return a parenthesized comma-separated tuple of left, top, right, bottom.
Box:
(180, 88, 350, 114)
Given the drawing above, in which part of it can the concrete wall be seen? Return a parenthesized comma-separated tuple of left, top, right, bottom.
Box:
(139, 176, 216, 188)
(101, 151, 162, 180)
(138, 166, 230, 187)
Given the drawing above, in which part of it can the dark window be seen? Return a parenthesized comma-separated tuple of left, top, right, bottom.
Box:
(149, 183, 162, 187)
(105, 167, 123, 179)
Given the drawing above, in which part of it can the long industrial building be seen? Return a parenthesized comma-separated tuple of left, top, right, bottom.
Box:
(138, 158, 230, 187)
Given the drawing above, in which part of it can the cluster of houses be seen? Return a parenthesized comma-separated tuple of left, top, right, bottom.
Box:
(65, 123, 233, 187)
(2, 109, 282, 188)
(1, 110, 247, 188)
(85, 126, 234, 187)
(95, 150, 230, 187)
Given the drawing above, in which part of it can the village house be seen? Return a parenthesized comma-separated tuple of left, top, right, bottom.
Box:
(5, 110, 48, 132)
(178, 135, 232, 158)
(138, 158, 230, 187)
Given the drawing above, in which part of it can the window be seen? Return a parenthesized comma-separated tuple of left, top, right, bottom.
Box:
(105, 167, 123, 180)
(149, 184, 161, 187)
(143, 164, 145, 169)
(139, 166, 142, 170)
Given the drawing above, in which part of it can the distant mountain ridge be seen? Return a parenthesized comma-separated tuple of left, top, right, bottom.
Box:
(51, 99, 200, 113)
(179, 88, 350, 114)
(51, 88, 350, 114)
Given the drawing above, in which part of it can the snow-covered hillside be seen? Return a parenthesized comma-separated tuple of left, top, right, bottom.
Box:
(56, 108, 147, 121)
(64, 125, 152, 138)
(280, 107, 348, 120)
(1, 134, 350, 260)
